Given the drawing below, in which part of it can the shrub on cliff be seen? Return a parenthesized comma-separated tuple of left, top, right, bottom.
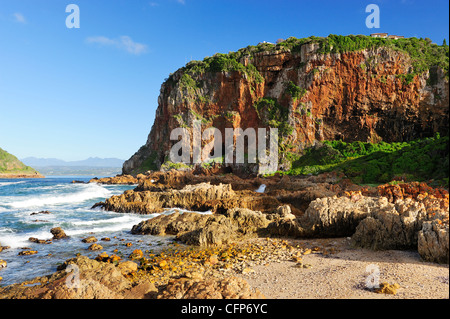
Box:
(286, 134, 449, 186)
(316, 34, 449, 78)
(253, 98, 293, 137)
(285, 81, 307, 102)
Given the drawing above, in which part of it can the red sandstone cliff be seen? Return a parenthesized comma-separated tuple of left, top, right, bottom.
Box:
(123, 39, 449, 175)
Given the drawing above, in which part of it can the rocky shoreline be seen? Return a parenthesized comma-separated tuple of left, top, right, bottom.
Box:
(91, 171, 449, 263)
(0, 171, 448, 299)
(0, 173, 45, 179)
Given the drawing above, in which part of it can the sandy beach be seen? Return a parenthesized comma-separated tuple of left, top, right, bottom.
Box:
(238, 238, 449, 299)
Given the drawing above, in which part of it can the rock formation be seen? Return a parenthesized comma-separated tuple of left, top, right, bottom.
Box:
(418, 220, 449, 263)
(122, 36, 449, 175)
(0, 251, 264, 299)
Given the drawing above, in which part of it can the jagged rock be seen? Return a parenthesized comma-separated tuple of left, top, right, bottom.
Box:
(50, 227, 68, 240)
(82, 236, 98, 243)
(128, 249, 144, 259)
(131, 211, 208, 235)
(94, 182, 240, 214)
(157, 276, 265, 299)
(29, 237, 52, 244)
(117, 261, 138, 276)
(18, 250, 38, 256)
(418, 220, 449, 264)
(224, 208, 270, 235)
(0, 256, 157, 299)
(274, 205, 295, 219)
(30, 211, 52, 216)
(0, 260, 6, 268)
(133, 207, 274, 246)
(89, 175, 139, 185)
(0, 245, 9, 253)
(351, 198, 427, 250)
(300, 196, 387, 237)
(177, 214, 239, 246)
(88, 243, 103, 251)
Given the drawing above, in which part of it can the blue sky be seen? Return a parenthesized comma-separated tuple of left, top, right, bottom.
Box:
(0, 0, 448, 161)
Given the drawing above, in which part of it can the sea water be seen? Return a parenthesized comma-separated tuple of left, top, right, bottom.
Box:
(0, 176, 190, 286)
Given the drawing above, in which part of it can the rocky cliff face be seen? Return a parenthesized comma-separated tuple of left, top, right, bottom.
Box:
(123, 37, 449, 175)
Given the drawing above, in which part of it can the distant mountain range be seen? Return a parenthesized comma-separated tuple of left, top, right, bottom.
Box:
(21, 157, 125, 168)
(19, 157, 125, 176)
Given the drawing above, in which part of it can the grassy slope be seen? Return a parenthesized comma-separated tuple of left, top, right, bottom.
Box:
(0, 147, 40, 175)
(284, 135, 449, 187)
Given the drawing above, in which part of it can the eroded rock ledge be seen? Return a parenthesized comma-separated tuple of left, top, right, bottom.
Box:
(0, 255, 263, 299)
(92, 172, 448, 263)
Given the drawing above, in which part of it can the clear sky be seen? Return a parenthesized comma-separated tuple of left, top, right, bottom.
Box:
(0, 0, 448, 161)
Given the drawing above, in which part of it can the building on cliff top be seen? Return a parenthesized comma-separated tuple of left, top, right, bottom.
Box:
(370, 33, 404, 40)
(370, 33, 388, 38)
(258, 41, 274, 45)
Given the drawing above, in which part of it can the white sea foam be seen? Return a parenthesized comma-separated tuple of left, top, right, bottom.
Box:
(69, 214, 149, 227)
(0, 228, 52, 249)
(255, 184, 266, 193)
(65, 214, 150, 236)
(0, 181, 26, 187)
(162, 207, 213, 215)
(7, 184, 112, 209)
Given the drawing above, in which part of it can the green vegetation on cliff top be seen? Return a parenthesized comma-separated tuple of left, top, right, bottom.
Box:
(284, 134, 449, 187)
(0, 147, 41, 176)
(172, 34, 448, 84)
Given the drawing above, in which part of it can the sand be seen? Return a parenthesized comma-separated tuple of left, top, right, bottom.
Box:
(237, 238, 449, 299)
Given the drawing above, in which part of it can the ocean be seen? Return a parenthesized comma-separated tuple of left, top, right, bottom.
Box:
(0, 176, 182, 286)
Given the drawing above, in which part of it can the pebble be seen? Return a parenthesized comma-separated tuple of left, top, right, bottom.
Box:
(241, 268, 255, 274)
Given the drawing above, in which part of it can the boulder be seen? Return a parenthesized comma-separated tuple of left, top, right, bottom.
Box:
(418, 220, 449, 264)
(87, 243, 103, 251)
(18, 250, 38, 256)
(301, 196, 386, 237)
(131, 211, 208, 236)
(117, 261, 138, 275)
(50, 227, 68, 239)
(29, 237, 52, 245)
(351, 198, 427, 250)
(82, 236, 98, 243)
(177, 214, 238, 246)
(224, 208, 270, 235)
